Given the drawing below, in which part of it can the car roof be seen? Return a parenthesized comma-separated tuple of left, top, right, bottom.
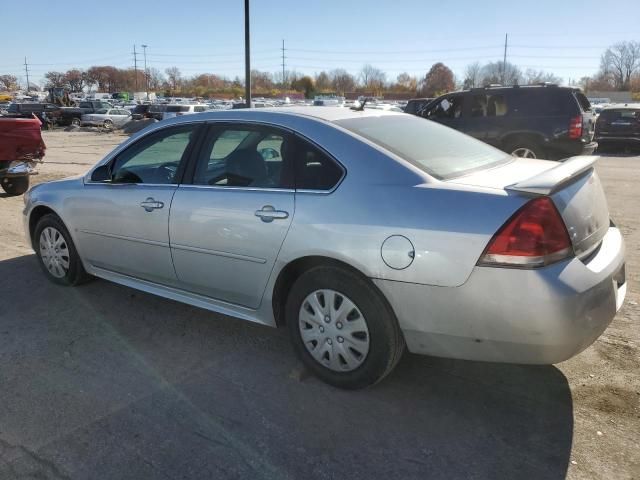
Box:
(171, 106, 404, 124)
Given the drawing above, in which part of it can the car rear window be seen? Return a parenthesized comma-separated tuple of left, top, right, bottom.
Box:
(335, 115, 511, 180)
(166, 106, 190, 113)
(599, 109, 640, 121)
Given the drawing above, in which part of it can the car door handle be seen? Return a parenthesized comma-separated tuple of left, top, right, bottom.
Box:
(255, 205, 289, 222)
(140, 197, 164, 212)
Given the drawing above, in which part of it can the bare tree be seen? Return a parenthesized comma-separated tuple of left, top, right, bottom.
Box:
(396, 72, 417, 92)
(315, 71, 331, 91)
(463, 62, 482, 88)
(165, 67, 182, 93)
(0, 74, 18, 91)
(359, 64, 386, 94)
(522, 69, 562, 85)
(600, 41, 640, 90)
(44, 71, 67, 88)
(329, 69, 356, 95)
(480, 61, 521, 86)
(147, 68, 165, 90)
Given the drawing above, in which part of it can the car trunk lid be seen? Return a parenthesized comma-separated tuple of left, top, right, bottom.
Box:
(449, 155, 610, 259)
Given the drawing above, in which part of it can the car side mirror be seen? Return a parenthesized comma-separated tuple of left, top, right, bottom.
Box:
(91, 164, 111, 182)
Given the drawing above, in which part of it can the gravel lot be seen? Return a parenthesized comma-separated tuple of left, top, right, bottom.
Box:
(0, 130, 638, 480)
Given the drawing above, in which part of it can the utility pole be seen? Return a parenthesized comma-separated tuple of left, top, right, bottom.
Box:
(141, 44, 148, 100)
(281, 39, 286, 87)
(502, 33, 508, 85)
(244, 0, 251, 107)
(24, 57, 30, 92)
(133, 44, 138, 92)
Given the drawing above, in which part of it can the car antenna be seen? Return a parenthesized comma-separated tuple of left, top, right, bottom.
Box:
(351, 97, 368, 111)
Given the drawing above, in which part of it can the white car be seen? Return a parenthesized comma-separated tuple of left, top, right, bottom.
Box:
(162, 104, 208, 120)
(81, 108, 132, 129)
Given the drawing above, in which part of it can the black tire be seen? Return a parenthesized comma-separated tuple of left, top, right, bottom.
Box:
(34, 214, 91, 286)
(71, 117, 81, 127)
(286, 265, 405, 389)
(1, 176, 29, 196)
(504, 137, 545, 159)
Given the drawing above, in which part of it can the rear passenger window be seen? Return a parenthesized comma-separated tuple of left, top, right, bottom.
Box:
(486, 94, 508, 116)
(294, 140, 343, 191)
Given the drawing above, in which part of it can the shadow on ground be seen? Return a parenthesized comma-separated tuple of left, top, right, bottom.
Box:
(0, 255, 573, 480)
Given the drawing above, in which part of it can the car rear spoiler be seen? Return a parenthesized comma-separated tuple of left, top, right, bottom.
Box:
(505, 155, 598, 195)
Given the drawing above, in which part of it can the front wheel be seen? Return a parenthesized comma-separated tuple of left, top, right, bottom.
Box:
(34, 214, 91, 286)
(103, 119, 113, 130)
(1, 176, 29, 196)
(286, 266, 405, 389)
(71, 117, 81, 127)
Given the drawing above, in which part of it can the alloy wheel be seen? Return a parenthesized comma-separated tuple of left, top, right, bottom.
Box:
(511, 147, 537, 158)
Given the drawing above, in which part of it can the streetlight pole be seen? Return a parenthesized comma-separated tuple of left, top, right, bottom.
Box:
(244, 0, 251, 108)
(141, 44, 148, 100)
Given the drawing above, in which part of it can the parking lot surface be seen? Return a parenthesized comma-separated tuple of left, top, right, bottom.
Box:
(0, 131, 638, 479)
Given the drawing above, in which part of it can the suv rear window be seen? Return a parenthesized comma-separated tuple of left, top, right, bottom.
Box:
(574, 92, 592, 112)
(599, 109, 640, 121)
(335, 115, 510, 180)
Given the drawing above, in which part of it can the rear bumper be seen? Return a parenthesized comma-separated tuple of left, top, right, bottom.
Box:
(374, 227, 626, 364)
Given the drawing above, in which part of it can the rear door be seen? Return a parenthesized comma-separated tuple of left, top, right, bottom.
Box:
(169, 123, 295, 309)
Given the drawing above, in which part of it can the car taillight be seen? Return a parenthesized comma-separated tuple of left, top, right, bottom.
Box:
(478, 197, 572, 268)
(569, 115, 583, 139)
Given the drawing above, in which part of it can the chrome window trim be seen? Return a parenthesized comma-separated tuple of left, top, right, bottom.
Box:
(178, 184, 295, 194)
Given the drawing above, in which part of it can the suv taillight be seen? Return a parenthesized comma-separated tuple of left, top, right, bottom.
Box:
(569, 115, 583, 139)
(478, 197, 572, 268)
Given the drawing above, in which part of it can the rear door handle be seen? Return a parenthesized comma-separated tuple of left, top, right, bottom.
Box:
(140, 197, 164, 212)
(255, 205, 289, 222)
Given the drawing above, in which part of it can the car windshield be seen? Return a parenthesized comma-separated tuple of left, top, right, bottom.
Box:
(335, 115, 511, 180)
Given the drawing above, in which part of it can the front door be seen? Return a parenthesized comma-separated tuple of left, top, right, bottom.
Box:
(73, 124, 200, 286)
(169, 124, 295, 309)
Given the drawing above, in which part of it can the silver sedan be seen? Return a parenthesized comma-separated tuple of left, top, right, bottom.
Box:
(23, 108, 626, 389)
(81, 108, 131, 129)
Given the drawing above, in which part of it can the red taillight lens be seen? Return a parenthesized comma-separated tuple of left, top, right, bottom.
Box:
(569, 115, 583, 139)
(478, 197, 572, 268)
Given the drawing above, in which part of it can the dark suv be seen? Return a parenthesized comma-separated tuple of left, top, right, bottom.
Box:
(595, 105, 640, 151)
(412, 85, 596, 160)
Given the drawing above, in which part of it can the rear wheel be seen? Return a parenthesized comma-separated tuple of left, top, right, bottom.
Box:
(71, 117, 81, 127)
(1, 176, 29, 196)
(34, 214, 91, 286)
(505, 138, 545, 159)
(286, 265, 405, 389)
(103, 119, 113, 130)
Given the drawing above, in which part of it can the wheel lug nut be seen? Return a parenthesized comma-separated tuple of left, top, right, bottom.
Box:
(337, 336, 344, 343)
(336, 322, 343, 330)
(319, 326, 324, 333)
(324, 316, 331, 323)
(327, 339, 333, 345)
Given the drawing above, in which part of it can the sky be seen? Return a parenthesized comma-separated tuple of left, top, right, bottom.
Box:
(1, 0, 639, 89)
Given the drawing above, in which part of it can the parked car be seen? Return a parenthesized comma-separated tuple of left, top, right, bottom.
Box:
(60, 101, 114, 127)
(23, 108, 626, 389)
(131, 104, 152, 120)
(0, 117, 45, 195)
(162, 104, 207, 120)
(147, 104, 167, 121)
(404, 97, 433, 115)
(80, 108, 132, 129)
(412, 85, 596, 160)
(595, 104, 640, 151)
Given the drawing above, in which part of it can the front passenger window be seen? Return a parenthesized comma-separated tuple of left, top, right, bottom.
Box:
(110, 125, 196, 184)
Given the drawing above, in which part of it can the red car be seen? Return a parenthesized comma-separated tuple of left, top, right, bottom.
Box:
(0, 116, 45, 195)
